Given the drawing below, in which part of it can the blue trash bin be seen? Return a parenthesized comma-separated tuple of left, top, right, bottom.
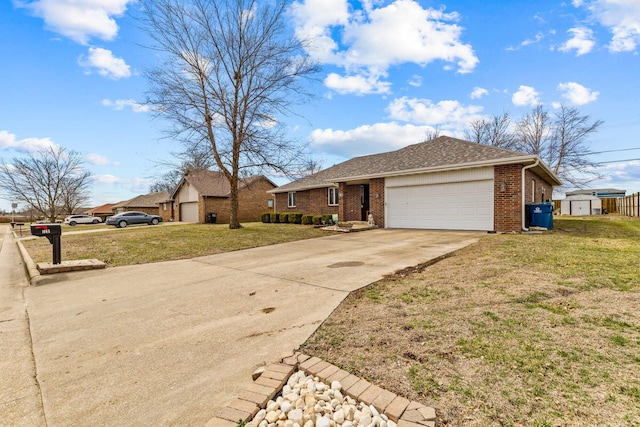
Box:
(529, 203, 554, 229)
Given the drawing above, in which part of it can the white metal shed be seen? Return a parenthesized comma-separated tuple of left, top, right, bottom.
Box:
(560, 194, 602, 215)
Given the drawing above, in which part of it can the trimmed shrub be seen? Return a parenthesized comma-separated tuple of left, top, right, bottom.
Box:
(322, 214, 333, 225)
(270, 212, 280, 223)
(302, 214, 314, 225)
(312, 215, 323, 225)
(289, 212, 303, 224)
(261, 212, 271, 223)
(280, 213, 290, 223)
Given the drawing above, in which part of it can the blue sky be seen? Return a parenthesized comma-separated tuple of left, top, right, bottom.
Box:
(1, 0, 639, 212)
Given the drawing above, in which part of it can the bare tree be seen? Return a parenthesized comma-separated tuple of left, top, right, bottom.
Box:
(547, 105, 604, 187)
(149, 143, 217, 194)
(423, 126, 442, 142)
(515, 105, 553, 157)
(141, 0, 319, 229)
(465, 112, 518, 150)
(0, 146, 92, 221)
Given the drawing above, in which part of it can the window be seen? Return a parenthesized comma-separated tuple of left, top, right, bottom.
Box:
(267, 199, 274, 208)
(531, 179, 536, 203)
(162, 203, 167, 211)
(328, 187, 339, 206)
(288, 192, 296, 208)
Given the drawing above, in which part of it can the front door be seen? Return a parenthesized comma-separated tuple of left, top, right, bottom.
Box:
(360, 184, 370, 221)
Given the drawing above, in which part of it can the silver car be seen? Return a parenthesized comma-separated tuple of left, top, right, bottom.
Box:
(105, 211, 162, 228)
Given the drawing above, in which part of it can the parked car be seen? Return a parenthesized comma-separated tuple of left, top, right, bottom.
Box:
(105, 211, 163, 228)
(64, 215, 102, 226)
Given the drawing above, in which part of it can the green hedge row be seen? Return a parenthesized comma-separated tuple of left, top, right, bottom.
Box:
(262, 212, 335, 225)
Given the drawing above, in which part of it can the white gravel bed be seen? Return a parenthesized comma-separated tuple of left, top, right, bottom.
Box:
(247, 370, 397, 427)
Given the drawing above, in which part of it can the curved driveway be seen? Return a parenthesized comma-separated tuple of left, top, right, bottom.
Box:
(22, 228, 481, 426)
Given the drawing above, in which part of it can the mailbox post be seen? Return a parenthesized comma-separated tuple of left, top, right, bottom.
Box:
(30, 224, 62, 264)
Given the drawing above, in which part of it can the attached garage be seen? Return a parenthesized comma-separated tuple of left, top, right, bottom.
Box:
(180, 202, 199, 223)
(385, 168, 494, 231)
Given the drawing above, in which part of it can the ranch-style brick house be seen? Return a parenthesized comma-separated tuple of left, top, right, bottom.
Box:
(269, 136, 561, 233)
(166, 169, 276, 223)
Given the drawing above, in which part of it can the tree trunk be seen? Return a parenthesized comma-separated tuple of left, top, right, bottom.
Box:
(228, 173, 241, 229)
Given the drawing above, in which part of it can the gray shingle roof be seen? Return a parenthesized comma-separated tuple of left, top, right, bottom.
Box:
(272, 136, 544, 193)
(113, 191, 170, 208)
(172, 170, 276, 199)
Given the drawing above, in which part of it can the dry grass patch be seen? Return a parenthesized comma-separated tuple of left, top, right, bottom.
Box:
(21, 222, 327, 267)
(301, 216, 640, 427)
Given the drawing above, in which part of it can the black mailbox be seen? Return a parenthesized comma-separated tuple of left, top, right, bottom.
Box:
(30, 224, 62, 265)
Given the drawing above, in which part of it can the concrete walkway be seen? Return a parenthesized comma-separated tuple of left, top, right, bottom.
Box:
(3, 227, 481, 426)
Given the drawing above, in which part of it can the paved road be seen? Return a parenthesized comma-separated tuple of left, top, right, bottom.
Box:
(0, 226, 46, 426)
(4, 227, 481, 426)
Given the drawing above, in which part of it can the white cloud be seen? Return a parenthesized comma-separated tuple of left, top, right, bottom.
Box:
(506, 32, 544, 51)
(0, 130, 58, 153)
(93, 175, 152, 193)
(408, 75, 422, 87)
(310, 122, 439, 157)
(324, 71, 392, 95)
(557, 82, 599, 105)
(86, 153, 118, 166)
(17, 0, 135, 45)
(292, 0, 478, 95)
(101, 99, 150, 113)
(576, 0, 640, 52)
(512, 85, 541, 107)
(470, 87, 488, 99)
(559, 27, 596, 56)
(387, 97, 484, 128)
(79, 47, 131, 79)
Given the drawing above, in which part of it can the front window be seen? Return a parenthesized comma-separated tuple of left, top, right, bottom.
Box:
(328, 188, 339, 206)
(288, 192, 296, 208)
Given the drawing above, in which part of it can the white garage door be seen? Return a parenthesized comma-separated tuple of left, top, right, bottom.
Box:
(180, 202, 198, 223)
(386, 169, 494, 231)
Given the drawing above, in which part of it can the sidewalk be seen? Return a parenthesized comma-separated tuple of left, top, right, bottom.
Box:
(0, 225, 46, 426)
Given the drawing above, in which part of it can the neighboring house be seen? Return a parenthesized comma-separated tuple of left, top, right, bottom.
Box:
(112, 192, 169, 215)
(560, 194, 603, 216)
(169, 170, 276, 223)
(565, 188, 626, 198)
(86, 203, 116, 219)
(269, 136, 561, 233)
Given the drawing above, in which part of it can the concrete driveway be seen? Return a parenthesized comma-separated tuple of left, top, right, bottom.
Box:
(23, 229, 480, 426)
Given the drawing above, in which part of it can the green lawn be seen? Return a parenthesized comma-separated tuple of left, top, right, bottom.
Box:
(301, 216, 640, 426)
(22, 222, 328, 267)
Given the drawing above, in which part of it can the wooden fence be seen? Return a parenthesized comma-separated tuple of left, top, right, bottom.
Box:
(616, 192, 640, 217)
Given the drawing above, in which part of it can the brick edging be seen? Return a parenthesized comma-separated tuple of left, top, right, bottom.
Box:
(206, 352, 436, 427)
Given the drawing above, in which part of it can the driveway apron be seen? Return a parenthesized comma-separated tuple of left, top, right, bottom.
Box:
(23, 229, 480, 426)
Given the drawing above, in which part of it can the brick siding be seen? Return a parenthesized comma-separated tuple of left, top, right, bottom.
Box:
(494, 165, 554, 233)
(274, 188, 338, 216)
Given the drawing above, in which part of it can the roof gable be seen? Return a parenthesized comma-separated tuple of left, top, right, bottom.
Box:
(171, 170, 276, 199)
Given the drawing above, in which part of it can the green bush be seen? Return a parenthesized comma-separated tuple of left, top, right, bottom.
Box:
(302, 214, 314, 225)
(261, 212, 271, 223)
(322, 214, 333, 225)
(289, 212, 303, 224)
(270, 212, 280, 223)
(312, 215, 323, 225)
(280, 213, 290, 223)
